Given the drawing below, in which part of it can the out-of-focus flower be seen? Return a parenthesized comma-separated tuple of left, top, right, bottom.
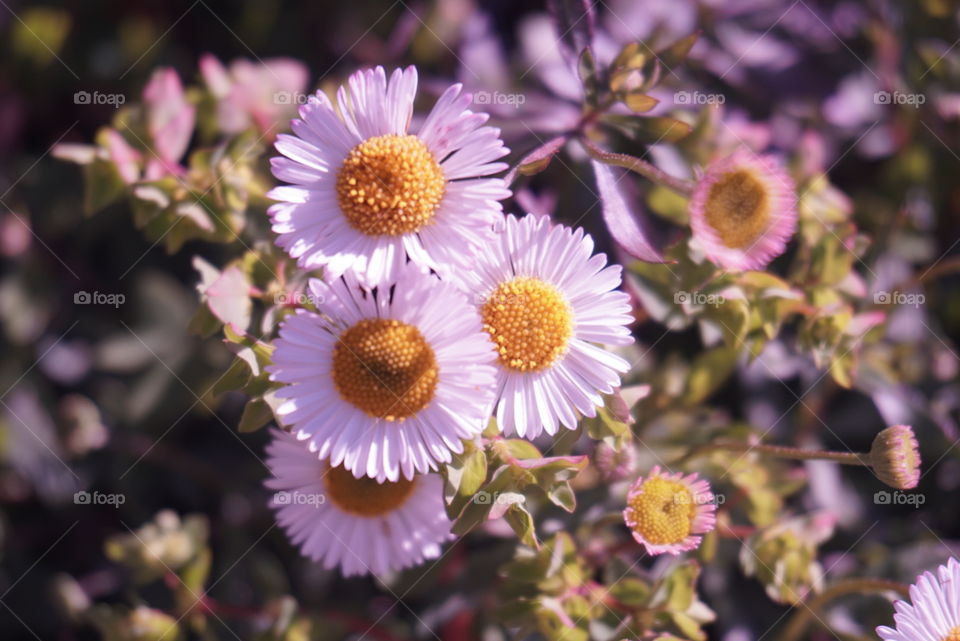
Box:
(120, 607, 181, 641)
(37, 336, 92, 385)
(594, 441, 638, 482)
(870, 425, 921, 490)
(268, 65, 509, 283)
(456, 214, 633, 438)
(102, 129, 142, 184)
(105, 511, 208, 582)
(268, 263, 496, 482)
(0, 211, 32, 257)
(741, 511, 835, 604)
(877, 557, 960, 641)
(141, 67, 195, 180)
(623, 466, 717, 556)
(1, 387, 78, 502)
(58, 394, 108, 457)
(689, 150, 797, 271)
(199, 53, 308, 136)
(265, 429, 452, 577)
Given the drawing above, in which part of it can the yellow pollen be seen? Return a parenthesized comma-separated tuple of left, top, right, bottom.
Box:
(324, 464, 417, 517)
(480, 277, 573, 372)
(332, 318, 439, 421)
(625, 477, 697, 545)
(703, 169, 771, 249)
(335, 134, 446, 236)
(944, 627, 960, 641)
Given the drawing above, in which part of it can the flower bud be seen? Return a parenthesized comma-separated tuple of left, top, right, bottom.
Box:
(869, 425, 921, 490)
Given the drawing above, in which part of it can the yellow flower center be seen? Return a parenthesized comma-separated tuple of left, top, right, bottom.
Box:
(626, 477, 697, 545)
(324, 464, 417, 517)
(944, 626, 960, 641)
(331, 318, 439, 421)
(480, 276, 573, 372)
(335, 134, 446, 236)
(703, 169, 771, 249)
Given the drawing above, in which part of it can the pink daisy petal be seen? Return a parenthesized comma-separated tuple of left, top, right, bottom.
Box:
(455, 213, 635, 438)
(268, 65, 510, 283)
(622, 466, 718, 557)
(265, 429, 453, 577)
(688, 149, 798, 271)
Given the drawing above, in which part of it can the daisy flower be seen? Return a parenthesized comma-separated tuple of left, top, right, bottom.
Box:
(688, 150, 797, 271)
(269, 262, 496, 482)
(265, 430, 452, 577)
(268, 65, 510, 282)
(623, 466, 717, 556)
(877, 557, 960, 641)
(456, 213, 633, 439)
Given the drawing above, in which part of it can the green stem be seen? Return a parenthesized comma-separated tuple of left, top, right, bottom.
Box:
(580, 136, 695, 195)
(674, 440, 870, 467)
(780, 578, 910, 641)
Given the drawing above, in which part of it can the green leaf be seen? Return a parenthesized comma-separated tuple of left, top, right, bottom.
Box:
(459, 447, 489, 496)
(504, 503, 540, 549)
(238, 397, 274, 433)
(683, 346, 738, 404)
(578, 47, 600, 106)
(442, 444, 490, 518)
(604, 114, 693, 144)
(545, 482, 577, 513)
(623, 92, 659, 113)
(607, 577, 650, 607)
(656, 31, 700, 70)
(82, 158, 126, 214)
(212, 357, 253, 397)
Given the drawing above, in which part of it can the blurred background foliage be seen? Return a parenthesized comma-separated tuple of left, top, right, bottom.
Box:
(2, 0, 960, 640)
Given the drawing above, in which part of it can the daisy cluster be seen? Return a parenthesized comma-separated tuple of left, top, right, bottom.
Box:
(263, 67, 635, 576)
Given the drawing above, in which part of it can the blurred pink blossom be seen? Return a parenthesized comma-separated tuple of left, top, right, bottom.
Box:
(199, 54, 309, 137)
(142, 67, 195, 179)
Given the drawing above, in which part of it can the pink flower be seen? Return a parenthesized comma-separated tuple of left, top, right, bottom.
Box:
(877, 557, 960, 641)
(623, 466, 717, 556)
(200, 54, 309, 136)
(688, 150, 797, 271)
(141, 68, 195, 179)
